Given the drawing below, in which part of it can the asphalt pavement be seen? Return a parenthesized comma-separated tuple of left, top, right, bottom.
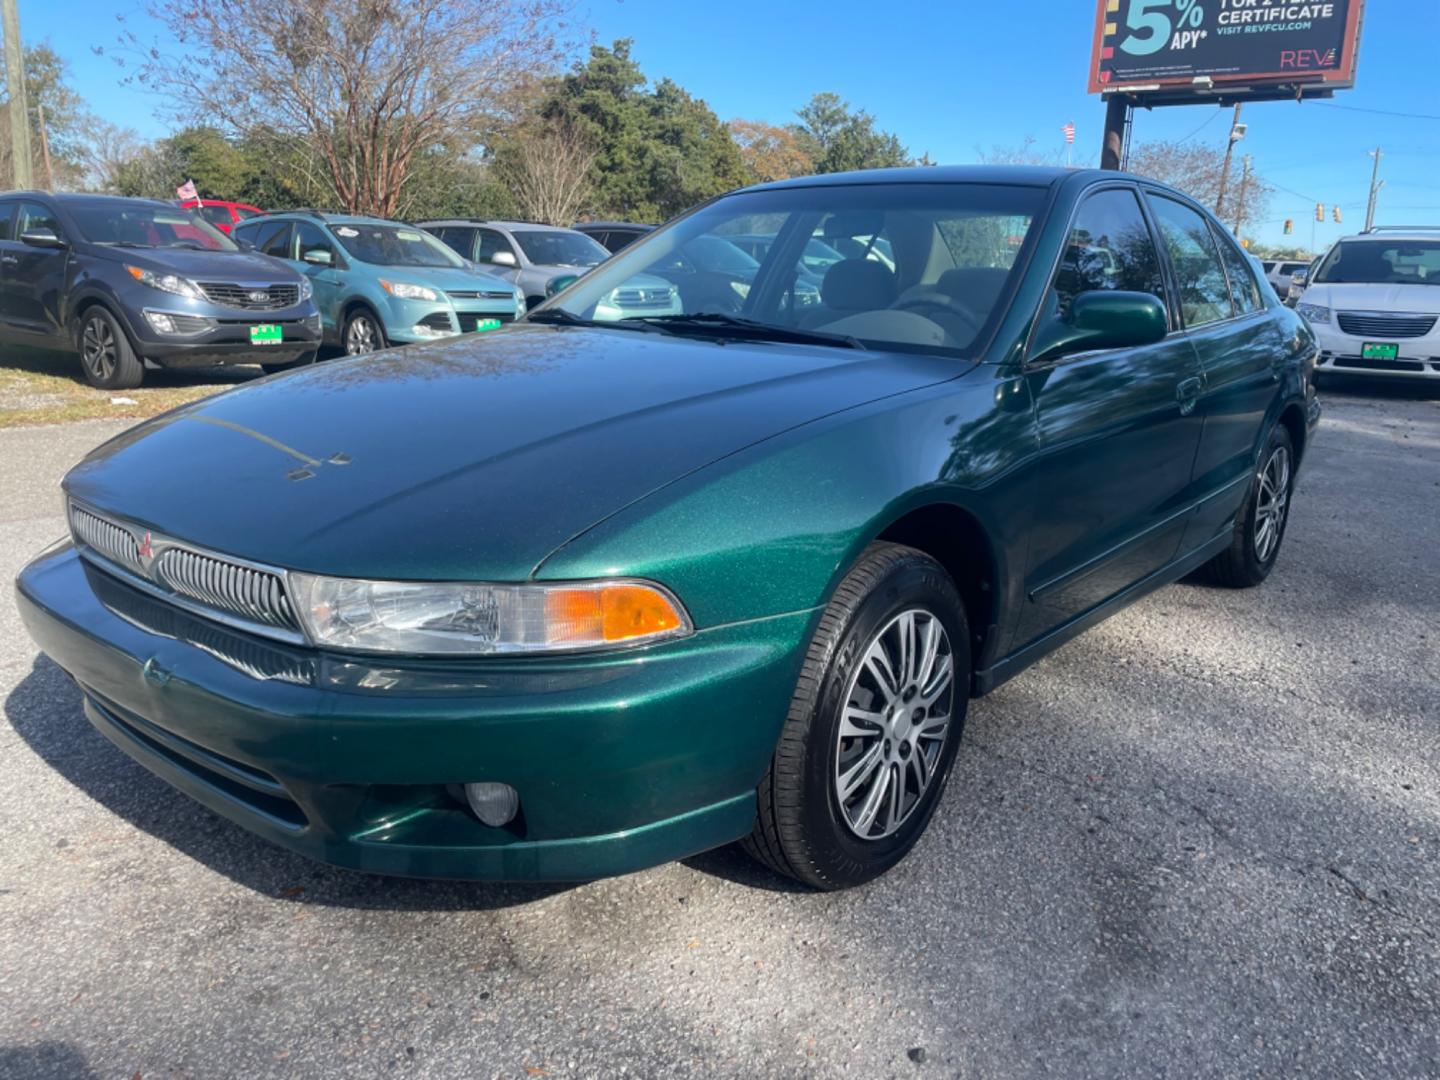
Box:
(1, 379, 1436, 1079)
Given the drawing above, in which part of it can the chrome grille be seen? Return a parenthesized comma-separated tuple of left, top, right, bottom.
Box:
(447, 289, 515, 301)
(69, 504, 142, 573)
(68, 501, 303, 643)
(1336, 312, 1437, 339)
(611, 287, 674, 309)
(154, 548, 299, 632)
(196, 283, 301, 311)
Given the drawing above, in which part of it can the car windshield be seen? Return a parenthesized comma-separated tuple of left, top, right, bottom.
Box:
(540, 182, 1044, 355)
(514, 229, 609, 267)
(331, 223, 465, 268)
(1313, 239, 1440, 285)
(69, 204, 237, 251)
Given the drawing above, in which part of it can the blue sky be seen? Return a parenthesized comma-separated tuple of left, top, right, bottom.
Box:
(17, 0, 1440, 250)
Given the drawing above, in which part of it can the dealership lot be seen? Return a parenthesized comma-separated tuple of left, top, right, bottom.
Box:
(0, 382, 1436, 1079)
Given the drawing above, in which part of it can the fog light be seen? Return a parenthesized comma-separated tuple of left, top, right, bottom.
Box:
(145, 311, 177, 333)
(464, 782, 519, 827)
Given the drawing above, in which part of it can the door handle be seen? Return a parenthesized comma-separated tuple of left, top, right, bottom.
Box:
(1176, 376, 1203, 416)
(0, 255, 17, 265)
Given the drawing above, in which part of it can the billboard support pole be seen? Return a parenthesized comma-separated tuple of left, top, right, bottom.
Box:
(1101, 95, 1129, 171)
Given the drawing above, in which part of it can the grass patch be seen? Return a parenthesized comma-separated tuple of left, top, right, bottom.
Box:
(0, 346, 261, 428)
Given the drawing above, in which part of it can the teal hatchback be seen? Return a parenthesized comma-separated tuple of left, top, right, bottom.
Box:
(18, 168, 1319, 889)
(233, 211, 526, 354)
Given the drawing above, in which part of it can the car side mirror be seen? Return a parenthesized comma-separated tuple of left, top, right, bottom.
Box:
(1030, 290, 1168, 364)
(546, 273, 580, 297)
(19, 227, 65, 249)
(489, 250, 518, 268)
(302, 248, 333, 266)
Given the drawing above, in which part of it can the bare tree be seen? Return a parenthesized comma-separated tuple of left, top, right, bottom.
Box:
(121, 0, 573, 217)
(1127, 139, 1272, 235)
(497, 117, 598, 225)
(974, 136, 1065, 167)
(79, 119, 145, 192)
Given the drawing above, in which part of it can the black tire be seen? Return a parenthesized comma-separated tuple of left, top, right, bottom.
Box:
(744, 542, 970, 890)
(1201, 423, 1295, 588)
(261, 350, 319, 376)
(77, 307, 143, 390)
(342, 308, 386, 355)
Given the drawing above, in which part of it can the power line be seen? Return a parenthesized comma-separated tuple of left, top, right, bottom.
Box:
(1312, 103, 1440, 122)
(1174, 109, 1222, 146)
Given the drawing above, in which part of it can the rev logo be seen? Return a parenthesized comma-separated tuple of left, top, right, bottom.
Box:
(1280, 48, 1337, 70)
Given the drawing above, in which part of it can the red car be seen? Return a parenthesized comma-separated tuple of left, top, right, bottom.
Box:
(180, 198, 263, 234)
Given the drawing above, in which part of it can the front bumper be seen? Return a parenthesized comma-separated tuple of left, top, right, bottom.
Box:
(130, 307, 323, 368)
(382, 294, 523, 345)
(16, 545, 809, 881)
(1310, 321, 1440, 379)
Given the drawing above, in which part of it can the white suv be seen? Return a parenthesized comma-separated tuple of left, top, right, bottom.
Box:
(1297, 227, 1440, 381)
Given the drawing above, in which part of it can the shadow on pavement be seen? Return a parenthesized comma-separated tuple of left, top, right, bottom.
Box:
(4, 654, 571, 913)
(1316, 373, 1440, 401)
(0, 1041, 99, 1080)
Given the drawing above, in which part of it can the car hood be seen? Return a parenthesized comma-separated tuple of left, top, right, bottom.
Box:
(65, 325, 961, 582)
(1305, 282, 1440, 312)
(364, 263, 512, 291)
(96, 247, 303, 283)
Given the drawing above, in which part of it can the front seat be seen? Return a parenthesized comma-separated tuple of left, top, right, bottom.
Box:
(814, 259, 897, 320)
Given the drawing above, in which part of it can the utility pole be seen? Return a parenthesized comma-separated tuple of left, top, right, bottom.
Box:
(1364, 147, 1383, 231)
(36, 101, 52, 189)
(1, 0, 31, 189)
(1100, 94, 1130, 171)
(1233, 155, 1252, 237)
(1214, 103, 1244, 218)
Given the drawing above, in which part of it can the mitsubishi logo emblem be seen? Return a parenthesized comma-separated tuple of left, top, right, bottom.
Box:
(137, 532, 153, 560)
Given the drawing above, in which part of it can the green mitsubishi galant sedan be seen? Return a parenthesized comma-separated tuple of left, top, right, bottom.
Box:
(17, 167, 1320, 890)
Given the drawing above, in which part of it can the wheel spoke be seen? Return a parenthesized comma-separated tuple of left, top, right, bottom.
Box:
(919, 655, 953, 707)
(852, 762, 891, 834)
(840, 704, 885, 739)
(838, 742, 883, 801)
(864, 646, 901, 703)
(885, 763, 903, 830)
(917, 712, 950, 742)
(915, 617, 940, 691)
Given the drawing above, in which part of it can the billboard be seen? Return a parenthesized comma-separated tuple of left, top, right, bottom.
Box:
(1089, 0, 1364, 96)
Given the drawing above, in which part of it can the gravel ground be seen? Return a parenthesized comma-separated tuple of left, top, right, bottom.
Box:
(1, 379, 1437, 1079)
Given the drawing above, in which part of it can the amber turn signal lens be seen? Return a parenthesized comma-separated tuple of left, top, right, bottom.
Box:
(546, 583, 685, 645)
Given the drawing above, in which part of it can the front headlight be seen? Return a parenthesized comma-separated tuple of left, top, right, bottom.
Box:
(298, 277, 313, 302)
(126, 265, 202, 299)
(288, 575, 692, 655)
(1296, 302, 1330, 324)
(379, 280, 438, 302)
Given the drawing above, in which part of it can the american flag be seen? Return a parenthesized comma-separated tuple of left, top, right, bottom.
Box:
(176, 179, 198, 201)
(1061, 122, 1076, 145)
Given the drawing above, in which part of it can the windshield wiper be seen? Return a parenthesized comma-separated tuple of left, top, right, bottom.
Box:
(525, 309, 657, 333)
(628, 312, 866, 350)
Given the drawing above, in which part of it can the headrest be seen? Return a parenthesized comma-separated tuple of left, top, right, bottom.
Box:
(821, 259, 897, 311)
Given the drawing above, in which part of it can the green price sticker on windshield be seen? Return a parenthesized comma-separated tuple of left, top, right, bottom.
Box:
(249, 324, 283, 346)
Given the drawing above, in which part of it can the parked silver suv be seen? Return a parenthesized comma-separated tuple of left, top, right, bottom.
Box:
(417, 220, 611, 309)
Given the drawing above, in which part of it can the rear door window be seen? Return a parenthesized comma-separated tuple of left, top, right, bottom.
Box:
(0, 203, 15, 241)
(437, 227, 476, 259)
(1146, 195, 1236, 328)
(477, 228, 517, 265)
(250, 220, 292, 258)
(1210, 225, 1264, 314)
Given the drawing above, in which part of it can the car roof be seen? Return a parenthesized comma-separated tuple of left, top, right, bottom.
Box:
(575, 220, 655, 230)
(1339, 229, 1440, 242)
(10, 191, 174, 209)
(246, 210, 395, 227)
(747, 164, 1078, 192)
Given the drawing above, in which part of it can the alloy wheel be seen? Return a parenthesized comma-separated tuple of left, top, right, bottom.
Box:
(1254, 444, 1291, 562)
(834, 608, 955, 840)
(345, 315, 378, 355)
(81, 316, 117, 383)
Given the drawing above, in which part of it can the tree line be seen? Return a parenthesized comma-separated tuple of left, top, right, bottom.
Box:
(3, 0, 1271, 236)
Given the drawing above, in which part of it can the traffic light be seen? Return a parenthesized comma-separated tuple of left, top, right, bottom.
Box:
(1333, 205, 1342, 223)
(1284, 219, 1294, 235)
(1315, 203, 1324, 222)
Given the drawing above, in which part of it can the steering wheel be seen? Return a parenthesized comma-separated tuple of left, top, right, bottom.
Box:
(891, 292, 984, 341)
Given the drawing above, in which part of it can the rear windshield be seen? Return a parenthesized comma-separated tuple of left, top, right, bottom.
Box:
(331, 223, 465, 268)
(1313, 240, 1440, 285)
(68, 204, 237, 251)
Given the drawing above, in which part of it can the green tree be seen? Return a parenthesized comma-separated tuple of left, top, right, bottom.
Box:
(791, 92, 910, 174)
(0, 44, 92, 188)
(526, 40, 749, 221)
